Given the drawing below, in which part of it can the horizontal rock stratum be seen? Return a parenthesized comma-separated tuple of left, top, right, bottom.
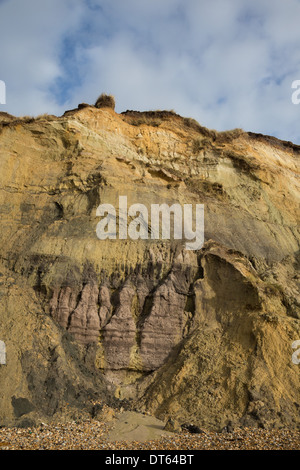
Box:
(0, 104, 299, 430)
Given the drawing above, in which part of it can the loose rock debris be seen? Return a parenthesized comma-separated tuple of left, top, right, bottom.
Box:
(0, 417, 299, 450)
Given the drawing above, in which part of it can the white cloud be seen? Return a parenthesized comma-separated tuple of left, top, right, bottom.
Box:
(0, 0, 84, 115)
(1, 0, 300, 143)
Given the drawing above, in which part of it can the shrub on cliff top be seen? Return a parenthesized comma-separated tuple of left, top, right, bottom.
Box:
(95, 93, 115, 110)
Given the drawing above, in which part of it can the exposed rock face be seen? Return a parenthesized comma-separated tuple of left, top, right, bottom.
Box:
(139, 258, 197, 371)
(0, 106, 299, 429)
(137, 242, 300, 430)
(102, 281, 137, 369)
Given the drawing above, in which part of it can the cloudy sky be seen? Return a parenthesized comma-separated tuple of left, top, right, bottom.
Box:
(1, 0, 300, 143)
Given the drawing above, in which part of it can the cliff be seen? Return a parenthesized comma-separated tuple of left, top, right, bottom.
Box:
(0, 104, 299, 430)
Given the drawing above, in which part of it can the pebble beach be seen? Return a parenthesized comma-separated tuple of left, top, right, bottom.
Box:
(0, 419, 299, 451)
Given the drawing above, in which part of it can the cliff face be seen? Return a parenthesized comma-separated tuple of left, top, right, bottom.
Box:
(0, 106, 299, 430)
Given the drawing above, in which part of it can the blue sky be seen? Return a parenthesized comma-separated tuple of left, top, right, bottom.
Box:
(1, 0, 300, 143)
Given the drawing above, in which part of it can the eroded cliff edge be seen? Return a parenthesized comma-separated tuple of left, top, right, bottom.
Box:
(0, 105, 299, 430)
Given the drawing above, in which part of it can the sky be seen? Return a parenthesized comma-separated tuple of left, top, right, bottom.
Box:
(1, 0, 300, 143)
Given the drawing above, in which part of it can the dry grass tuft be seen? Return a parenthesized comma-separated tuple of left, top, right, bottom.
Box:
(95, 93, 116, 110)
(216, 128, 245, 143)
